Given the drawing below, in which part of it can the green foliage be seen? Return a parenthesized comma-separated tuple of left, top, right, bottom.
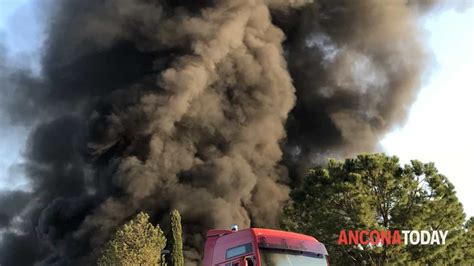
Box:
(97, 212, 167, 266)
(462, 217, 474, 263)
(282, 153, 471, 265)
(170, 209, 184, 266)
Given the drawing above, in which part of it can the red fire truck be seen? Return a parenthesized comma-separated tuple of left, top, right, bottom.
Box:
(203, 226, 329, 266)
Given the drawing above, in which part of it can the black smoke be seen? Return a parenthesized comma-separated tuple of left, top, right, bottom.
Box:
(0, 0, 455, 264)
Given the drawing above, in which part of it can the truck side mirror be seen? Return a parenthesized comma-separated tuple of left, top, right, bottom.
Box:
(244, 255, 255, 266)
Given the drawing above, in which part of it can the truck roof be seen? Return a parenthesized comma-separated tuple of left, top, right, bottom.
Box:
(251, 228, 320, 242)
(206, 228, 320, 242)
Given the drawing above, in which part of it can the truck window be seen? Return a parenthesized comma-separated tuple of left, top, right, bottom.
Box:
(259, 248, 328, 266)
(225, 243, 253, 259)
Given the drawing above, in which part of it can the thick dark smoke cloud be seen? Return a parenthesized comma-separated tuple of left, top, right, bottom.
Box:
(281, 0, 429, 178)
(0, 0, 445, 264)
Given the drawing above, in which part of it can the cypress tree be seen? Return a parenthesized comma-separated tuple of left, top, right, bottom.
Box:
(170, 209, 184, 266)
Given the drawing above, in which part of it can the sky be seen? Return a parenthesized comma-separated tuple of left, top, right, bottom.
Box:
(381, 7, 474, 217)
(0, 0, 42, 191)
(0, 1, 473, 217)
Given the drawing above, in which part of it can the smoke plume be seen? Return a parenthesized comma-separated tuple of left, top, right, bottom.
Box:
(0, 0, 442, 264)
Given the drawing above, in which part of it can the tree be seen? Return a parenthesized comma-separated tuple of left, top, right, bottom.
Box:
(282, 153, 470, 265)
(170, 209, 184, 266)
(461, 217, 474, 263)
(97, 212, 167, 266)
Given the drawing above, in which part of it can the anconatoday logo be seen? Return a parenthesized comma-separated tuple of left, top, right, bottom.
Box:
(338, 230, 449, 246)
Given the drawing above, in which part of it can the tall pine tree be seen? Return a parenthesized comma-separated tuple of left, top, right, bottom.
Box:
(283, 154, 470, 265)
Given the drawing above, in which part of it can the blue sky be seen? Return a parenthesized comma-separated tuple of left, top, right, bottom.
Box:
(1, 1, 473, 217)
(0, 0, 40, 191)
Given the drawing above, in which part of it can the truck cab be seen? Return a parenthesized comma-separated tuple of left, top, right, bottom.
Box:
(203, 227, 329, 266)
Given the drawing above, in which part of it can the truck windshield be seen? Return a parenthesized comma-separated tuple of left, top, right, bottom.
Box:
(259, 248, 328, 266)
